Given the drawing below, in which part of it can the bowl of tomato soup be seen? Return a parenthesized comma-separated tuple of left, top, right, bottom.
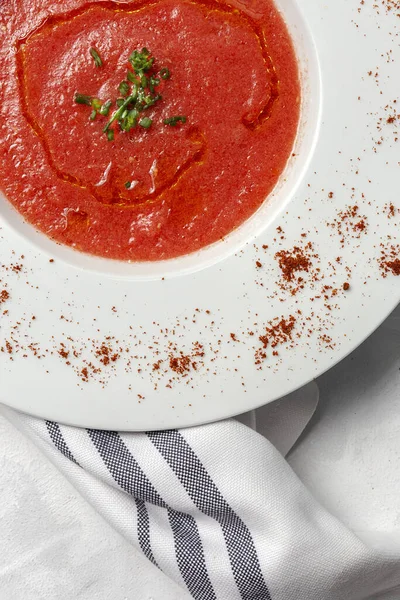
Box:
(0, 0, 321, 278)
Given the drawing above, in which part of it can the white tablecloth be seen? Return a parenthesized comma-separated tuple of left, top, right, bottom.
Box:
(0, 304, 399, 600)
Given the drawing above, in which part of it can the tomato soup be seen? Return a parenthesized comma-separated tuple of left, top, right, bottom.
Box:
(0, 0, 300, 261)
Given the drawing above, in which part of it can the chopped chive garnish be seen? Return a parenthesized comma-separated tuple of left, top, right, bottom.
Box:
(99, 100, 112, 116)
(163, 115, 187, 126)
(121, 109, 139, 131)
(143, 94, 154, 107)
(74, 48, 187, 153)
(139, 117, 152, 129)
(90, 47, 103, 68)
(74, 93, 92, 105)
(129, 48, 154, 75)
(140, 93, 162, 110)
(119, 81, 130, 97)
(91, 98, 102, 111)
(103, 94, 136, 132)
(149, 76, 160, 93)
(131, 83, 138, 101)
(160, 67, 170, 80)
(125, 181, 131, 189)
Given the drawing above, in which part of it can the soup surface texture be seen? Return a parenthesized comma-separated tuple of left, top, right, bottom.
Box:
(0, 0, 300, 261)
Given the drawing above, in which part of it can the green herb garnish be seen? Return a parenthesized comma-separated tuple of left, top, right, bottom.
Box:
(91, 98, 102, 111)
(149, 76, 160, 93)
(139, 117, 152, 129)
(74, 93, 92, 105)
(121, 109, 139, 131)
(125, 181, 131, 189)
(163, 115, 187, 126)
(129, 47, 154, 75)
(103, 94, 137, 133)
(159, 67, 170, 80)
(127, 71, 137, 83)
(119, 81, 130, 97)
(74, 47, 188, 153)
(99, 100, 112, 116)
(90, 47, 103, 68)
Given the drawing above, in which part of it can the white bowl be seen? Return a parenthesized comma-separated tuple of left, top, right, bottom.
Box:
(0, 0, 322, 281)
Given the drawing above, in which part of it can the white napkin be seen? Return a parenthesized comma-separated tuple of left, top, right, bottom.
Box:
(2, 378, 400, 600)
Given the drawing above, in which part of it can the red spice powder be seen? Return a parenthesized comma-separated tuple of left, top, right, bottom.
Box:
(275, 246, 312, 282)
(0, 289, 10, 304)
(168, 342, 205, 376)
(58, 344, 69, 359)
(274, 242, 319, 296)
(362, 0, 400, 16)
(319, 334, 335, 350)
(354, 220, 366, 232)
(95, 341, 120, 366)
(328, 205, 368, 246)
(387, 260, 400, 275)
(385, 203, 398, 218)
(169, 354, 192, 375)
(259, 315, 296, 349)
(255, 315, 296, 367)
(379, 245, 400, 277)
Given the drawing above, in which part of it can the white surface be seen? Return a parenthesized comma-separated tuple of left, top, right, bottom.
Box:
(289, 303, 400, 544)
(0, 304, 399, 599)
(0, 0, 399, 429)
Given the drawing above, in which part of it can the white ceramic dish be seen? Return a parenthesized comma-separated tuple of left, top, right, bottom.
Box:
(0, 0, 399, 430)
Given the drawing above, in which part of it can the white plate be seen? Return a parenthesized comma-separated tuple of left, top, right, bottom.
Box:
(1, 0, 399, 430)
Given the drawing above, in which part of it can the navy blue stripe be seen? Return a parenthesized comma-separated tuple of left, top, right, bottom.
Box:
(45, 421, 79, 466)
(135, 498, 158, 566)
(88, 430, 216, 600)
(168, 508, 216, 600)
(148, 430, 271, 600)
(88, 430, 165, 505)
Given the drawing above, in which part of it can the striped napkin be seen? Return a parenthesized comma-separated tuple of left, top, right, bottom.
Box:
(3, 382, 400, 600)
